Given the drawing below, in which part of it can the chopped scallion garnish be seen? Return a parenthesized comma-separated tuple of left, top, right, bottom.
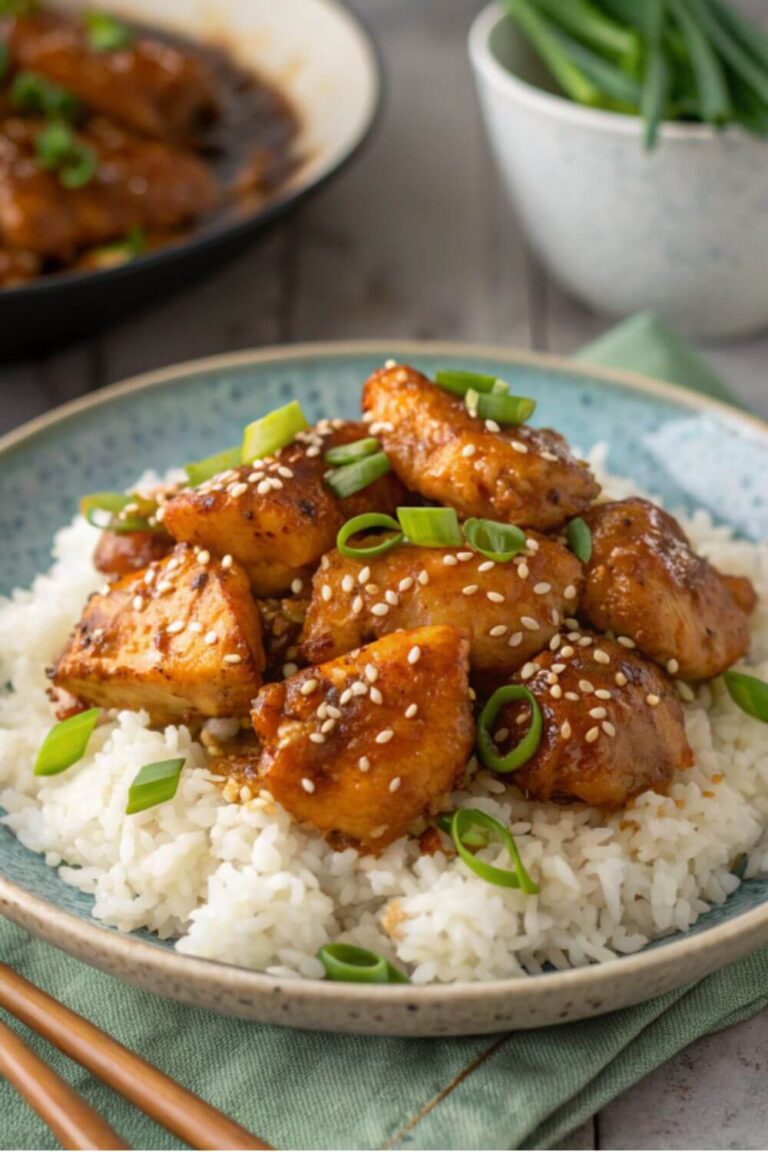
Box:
(465, 389, 536, 426)
(396, 506, 463, 548)
(34, 708, 101, 777)
(126, 758, 185, 815)
(442, 808, 539, 893)
(317, 942, 409, 984)
(337, 513, 403, 559)
(323, 437, 380, 467)
(463, 518, 526, 563)
(184, 445, 241, 487)
(10, 71, 79, 119)
(434, 369, 501, 397)
(325, 451, 390, 498)
(35, 121, 97, 189)
(85, 10, 135, 52)
(477, 684, 543, 774)
(566, 516, 592, 563)
(723, 669, 768, 723)
(80, 491, 159, 534)
(241, 401, 309, 464)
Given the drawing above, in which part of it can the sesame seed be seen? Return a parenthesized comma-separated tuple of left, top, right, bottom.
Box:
(340, 688, 352, 705)
(399, 576, 414, 592)
(156, 580, 173, 595)
(579, 679, 595, 694)
(370, 687, 383, 705)
(521, 616, 539, 631)
(143, 568, 156, 585)
(550, 609, 560, 626)
(189, 621, 202, 634)
(646, 693, 660, 707)
(358, 567, 371, 584)
(585, 726, 600, 743)
(408, 645, 421, 665)
(564, 585, 577, 600)
(560, 646, 575, 658)
(205, 630, 218, 645)
(309, 733, 325, 744)
(549, 634, 563, 651)
(462, 443, 477, 458)
(508, 632, 523, 648)
(565, 618, 580, 629)
(521, 662, 536, 680)
(248, 473, 264, 484)
(352, 596, 363, 614)
(197, 550, 210, 566)
(317, 702, 328, 719)
(578, 636, 593, 647)
(351, 681, 369, 697)
(132, 595, 144, 611)
(495, 727, 509, 742)
(366, 585, 380, 596)
(511, 441, 528, 454)
(615, 672, 628, 687)
(283, 662, 298, 676)
(550, 685, 563, 699)
(341, 575, 354, 593)
(595, 689, 612, 700)
(533, 582, 551, 596)
(457, 552, 473, 562)
(358, 756, 370, 772)
(443, 555, 459, 567)
(257, 480, 271, 495)
(371, 603, 389, 617)
(277, 465, 294, 479)
(589, 707, 607, 720)
(478, 560, 495, 572)
(485, 418, 501, 433)
(301, 778, 316, 794)
(239, 785, 253, 803)
(321, 555, 331, 571)
(667, 658, 680, 675)
(223, 653, 242, 665)
(594, 649, 610, 664)
(560, 720, 572, 739)
(365, 663, 378, 683)
(565, 691, 579, 701)
(376, 729, 394, 745)
(462, 585, 479, 596)
(517, 563, 530, 580)
(291, 578, 304, 595)
(370, 824, 389, 839)
(385, 590, 399, 606)
(230, 483, 248, 499)
(552, 663, 566, 674)
(489, 624, 508, 637)
(487, 591, 505, 604)
(526, 538, 539, 552)
(602, 721, 616, 737)
(617, 636, 636, 649)
(547, 672, 558, 686)
(321, 584, 332, 603)
(327, 705, 341, 719)
(384, 358, 397, 368)
(306, 446, 321, 458)
(389, 776, 402, 793)
(541, 450, 558, 462)
(321, 718, 336, 733)
(405, 703, 418, 719)
(300, 678, 318, 695)
(417, 569, 430, 586)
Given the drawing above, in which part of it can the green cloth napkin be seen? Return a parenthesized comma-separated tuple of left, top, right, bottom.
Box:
(2, 314, 764, 1151)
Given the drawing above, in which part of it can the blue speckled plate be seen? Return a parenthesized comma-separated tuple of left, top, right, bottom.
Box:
(1, 341, 767, 1037)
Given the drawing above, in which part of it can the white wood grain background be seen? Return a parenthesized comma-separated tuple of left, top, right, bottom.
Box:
(2, 2, 768, 1147)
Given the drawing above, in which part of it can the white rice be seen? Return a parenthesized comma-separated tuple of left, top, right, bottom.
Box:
(2, 451, 768, 984)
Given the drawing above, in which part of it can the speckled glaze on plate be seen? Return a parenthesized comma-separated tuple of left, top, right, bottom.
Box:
(2, 341, 768, 1037)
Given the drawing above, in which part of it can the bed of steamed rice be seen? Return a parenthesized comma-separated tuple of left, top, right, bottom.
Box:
(2, 448, 768, 984)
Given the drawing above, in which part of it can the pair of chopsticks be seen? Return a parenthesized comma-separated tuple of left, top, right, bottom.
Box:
(0, 962, 272, 1150)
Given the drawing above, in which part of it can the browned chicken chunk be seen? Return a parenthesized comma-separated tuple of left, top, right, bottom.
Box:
(0, 115, 217, 259)
(300, 532, 582, 672)
(496, 634, 692, 808)
(249, 625, 474, 852)
(362, 363, 600, 530)
(5, 11, 217, 141)
(93, 529, 173, 579)
(0, 245, 39, 285)
(52, 544, 265, 724)
(581, 499, 755, 681)
(161, 420, 407, 596)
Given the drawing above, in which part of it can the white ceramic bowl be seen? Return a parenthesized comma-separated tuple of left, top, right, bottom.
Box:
(469, 2, 768, 339)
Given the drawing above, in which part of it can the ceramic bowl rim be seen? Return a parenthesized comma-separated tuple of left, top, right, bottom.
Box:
(2, 338, 768, 1017)
(469, 1, 752, 145)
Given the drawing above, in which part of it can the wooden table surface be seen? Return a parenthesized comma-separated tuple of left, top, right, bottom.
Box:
(3, 2, 768, 1147)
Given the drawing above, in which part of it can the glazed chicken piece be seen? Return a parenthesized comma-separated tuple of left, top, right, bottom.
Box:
(496, 633, 692, 808)
(93, 529, 173, 579)
(0, 246, 39, 286)
(0, 115, 217, 259)
(52, 544, 265, 724)
(249, 625, 474, 852)
(362, 363, 600, 531)
(300, 532, 582, 673)
(161, 420, 407, 596)
(581, 499, 755, 681)
(5, 11, 217, 141)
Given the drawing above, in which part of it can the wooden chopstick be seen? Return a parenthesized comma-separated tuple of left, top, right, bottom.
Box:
(0, 1017, 128, 1150)
(0, 963, 272, 1151)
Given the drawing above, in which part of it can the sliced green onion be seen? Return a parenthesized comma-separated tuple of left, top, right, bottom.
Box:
(35, 121, 97, 190)
(436, 811, 488, 848)
(336, 513, 403, 559)
(477, 685, 543, 774)
(464, 389, 536, 426)
(34, 708, 101, 777)
(435, 369, 501, 397)
(241, 401, 309, 464)
(126, 758, 185, 815)
(446, 808, 539, 894)
(325, 451, 390, 498)
(80, 491, 159, 534)
(0, 43, 7, 84)
(85, 10, 135, 52)
(323, 437, 380, 467)
(566, 517, 592, 563)
(397, 506, 463, 548)
(723, 670, 768, 723)
(10, 71, 79, 119)
(184, 445, 241, 487)
(463, 518, 526, 563)
(89, 225, 147, 269)
(317, 942, 410, 984)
